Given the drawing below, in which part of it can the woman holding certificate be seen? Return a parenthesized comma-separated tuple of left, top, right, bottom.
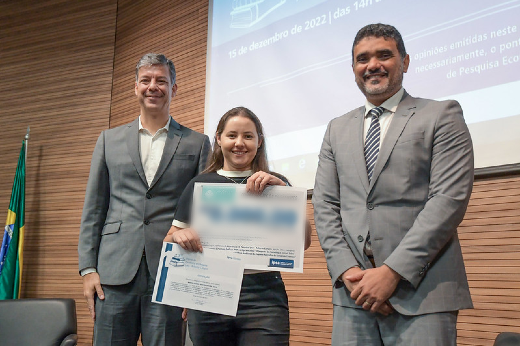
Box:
(164, 106, 311, 346)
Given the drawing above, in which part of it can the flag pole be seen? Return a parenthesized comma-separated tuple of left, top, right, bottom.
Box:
(19, 127, 29, 298)
(25, 126, 29, 159)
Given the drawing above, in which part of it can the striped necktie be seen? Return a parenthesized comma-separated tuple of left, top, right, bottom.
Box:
(363, 106, 384, 263)
(364, 107, 385, 182)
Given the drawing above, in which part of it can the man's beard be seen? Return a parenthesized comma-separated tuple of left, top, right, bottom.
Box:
(356, 67, 403, 98)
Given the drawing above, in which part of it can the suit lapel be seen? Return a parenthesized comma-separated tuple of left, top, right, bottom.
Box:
(352, 107, 370, 193)
(369, 93, 416, 190)
(125, 118, 148, 186)
(149, 117, 182, 190)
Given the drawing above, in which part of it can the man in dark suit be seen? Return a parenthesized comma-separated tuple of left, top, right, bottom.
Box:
(313, 24, 474, 345)
(78, 53, 210, 345)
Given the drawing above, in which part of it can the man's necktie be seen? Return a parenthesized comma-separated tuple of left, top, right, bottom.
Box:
(363, 106, 384, 264)
(364, 106, 385, 182)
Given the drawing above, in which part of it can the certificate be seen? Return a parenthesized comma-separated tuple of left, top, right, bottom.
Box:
(192, 183, 307, 272)
(152, 242, 244, 316)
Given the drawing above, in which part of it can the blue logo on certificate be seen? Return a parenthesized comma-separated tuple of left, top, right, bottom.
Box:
(169, 254, 185, 267)
(202, 186, 236, 202)
(269, 259, 294, 269)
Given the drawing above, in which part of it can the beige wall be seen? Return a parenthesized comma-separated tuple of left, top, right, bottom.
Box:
(0, 1, 518, 345)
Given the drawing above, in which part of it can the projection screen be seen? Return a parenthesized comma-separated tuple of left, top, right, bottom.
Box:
(205, 0, 520, 189)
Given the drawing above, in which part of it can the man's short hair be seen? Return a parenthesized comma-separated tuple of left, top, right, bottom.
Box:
(352, 24, 407, 61)
(135, 53, 176, 85)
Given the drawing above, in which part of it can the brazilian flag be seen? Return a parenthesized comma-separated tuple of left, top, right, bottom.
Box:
(0, 141, 26, 299)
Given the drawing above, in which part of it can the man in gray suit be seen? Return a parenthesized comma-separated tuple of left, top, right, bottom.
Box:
(78, 53, 210, 345)
(313, 24, 474, 345)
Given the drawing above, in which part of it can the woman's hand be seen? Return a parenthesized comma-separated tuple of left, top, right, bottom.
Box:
(164, 225, 203, 252)
(246, 171, 286, 194)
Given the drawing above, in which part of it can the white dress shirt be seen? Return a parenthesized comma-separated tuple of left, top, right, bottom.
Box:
(363, 88, 405, 148)
(139, 116, 171, 187)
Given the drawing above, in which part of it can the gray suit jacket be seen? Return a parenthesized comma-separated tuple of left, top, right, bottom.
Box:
(312, 91, 474, 315)
(78, 117, 210, 285)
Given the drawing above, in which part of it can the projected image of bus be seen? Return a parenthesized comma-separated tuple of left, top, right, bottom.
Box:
(230, 0, 286, 28)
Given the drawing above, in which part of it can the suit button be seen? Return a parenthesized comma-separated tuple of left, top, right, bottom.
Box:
(367, 203, 374, 210)
(357, 235, 364, 242)
(146, 193, 152, 199)
(144, 220, 150, 225)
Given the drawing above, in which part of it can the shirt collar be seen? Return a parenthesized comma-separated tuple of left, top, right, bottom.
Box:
(138, 115, 171, 134)
(364, 88, 404, 118)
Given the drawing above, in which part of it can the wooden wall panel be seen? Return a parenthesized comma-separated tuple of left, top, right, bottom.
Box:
(457, 176, 520, 345)
(109, 0, 209, 133)
(283, 202, 333, 345)
(0, 1, 117, 345)
(1, 1, 520, 345)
